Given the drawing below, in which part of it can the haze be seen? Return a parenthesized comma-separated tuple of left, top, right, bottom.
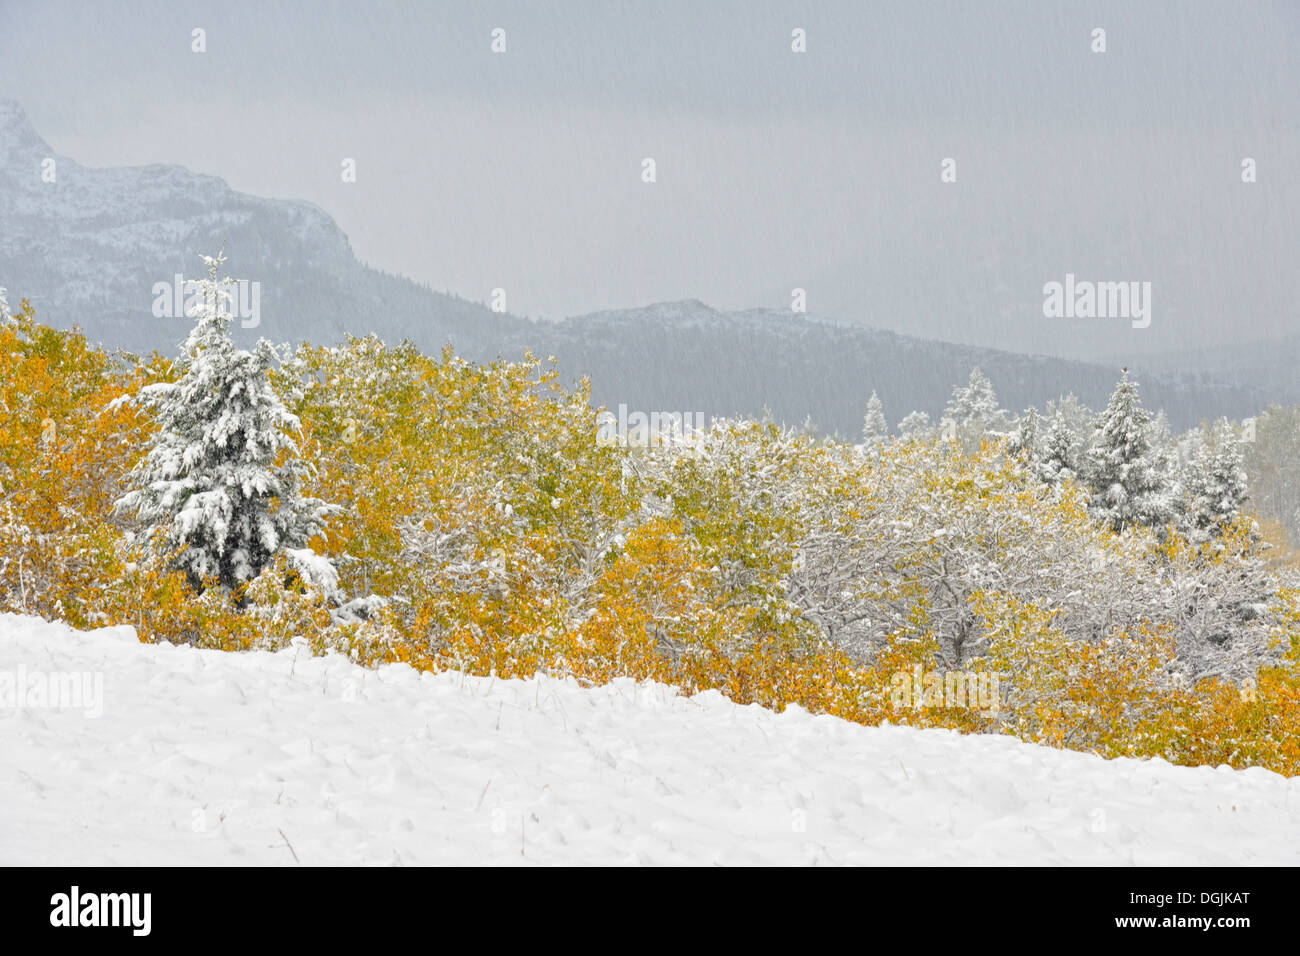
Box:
(2, 0, 1296, 362)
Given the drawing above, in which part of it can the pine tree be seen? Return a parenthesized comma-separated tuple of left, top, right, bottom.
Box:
(115, 252, 333, 592)
(0, 287, 10, 325)
(1038, 409, 1077, 484)
(1082, 371, 1174, 533)
(1184, 419, 1249, 535)
(1151, 409, 1173, 448)
(1007, 407, 1042, 458)
(1045, 394, 1096, 452)
(942, 367, 1010, 449)
(862, 391, 888, 443)
(1176, 426, 1208, 523)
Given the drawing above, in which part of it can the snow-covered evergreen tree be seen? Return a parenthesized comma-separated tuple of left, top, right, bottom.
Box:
(861, 391, 888, 444)
(1038, 409, 1078, 485)
(1007, 407, 1042, 458)
(1045, 394, 1095, 447)
(945, 367, 1006, 428)
(0, 287, 11, 325)
(1082, 371, 1174, 533)
(898, 410, 932, 438)
(115, 252, 333, 592)
(941, 367, 1010, 450)
(1184, 419, 1249, 535)
(1175, 426, 1208, 521)
(1151, 409, 1173, 448)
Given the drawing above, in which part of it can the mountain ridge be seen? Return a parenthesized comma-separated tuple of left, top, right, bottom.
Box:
(0, 99, 1271, 433)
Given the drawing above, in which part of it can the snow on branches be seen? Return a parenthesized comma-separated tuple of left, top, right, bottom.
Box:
(6, 304, 1300, 773)
(114, 253, 335, 592)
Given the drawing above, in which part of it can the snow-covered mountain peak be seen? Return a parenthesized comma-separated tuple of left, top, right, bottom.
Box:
(0, 98, 52, 166)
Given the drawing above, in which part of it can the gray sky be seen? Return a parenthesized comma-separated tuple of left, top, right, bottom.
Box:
(2, 0, 1297, 359)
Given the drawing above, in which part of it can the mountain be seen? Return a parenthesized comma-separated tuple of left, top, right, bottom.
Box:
(0, 100, 1270, 433)
(518, 301, 1265, 436)
(1098, 334, 1300, 411)
(0, 99, 517, 359)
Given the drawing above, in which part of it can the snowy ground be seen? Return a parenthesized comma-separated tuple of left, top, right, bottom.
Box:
(2, 614, 1298, 865)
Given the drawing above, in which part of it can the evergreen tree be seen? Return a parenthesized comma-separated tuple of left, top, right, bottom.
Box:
(1151, 409, 1173, 448)
(1007, 407, 1042, 458)
(1176, 426, 1208, 522)
(0, 287, 10, 325)
(1038, 409, 1077, 484)
(941, 367, 1010, 450)
(115, 252, 333, 592)
(1184, 419, 1249, 535)
(861, 391, 888, 443)
(1082, 371, 1174, 533)
(1044, 393, 1096, 454)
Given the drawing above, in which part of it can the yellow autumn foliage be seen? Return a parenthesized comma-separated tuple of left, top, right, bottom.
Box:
(2, 304, 1298, 777)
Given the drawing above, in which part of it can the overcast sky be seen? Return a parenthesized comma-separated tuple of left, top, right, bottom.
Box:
(2, 0, 1297, 359)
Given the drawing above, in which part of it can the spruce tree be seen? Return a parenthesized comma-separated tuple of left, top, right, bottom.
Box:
(116, 252, 333, 592)
(1008, 406, 1042, 458)
(1045, 394, 1096, 450)
(862, 391, 888, 443)
(1038, 409, 1078, 484)
(1083, 371, 1173, 533)
(1185, 419, 1249, 534)
(942, 367, 1010, 450)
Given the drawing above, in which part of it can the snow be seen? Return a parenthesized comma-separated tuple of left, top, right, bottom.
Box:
(2, 613, 1298, 866)
(285, 547, 341, 600)
(115, 255, 332, 592)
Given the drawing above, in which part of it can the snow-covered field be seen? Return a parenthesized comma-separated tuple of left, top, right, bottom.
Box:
(2, 613, 1298, 865)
